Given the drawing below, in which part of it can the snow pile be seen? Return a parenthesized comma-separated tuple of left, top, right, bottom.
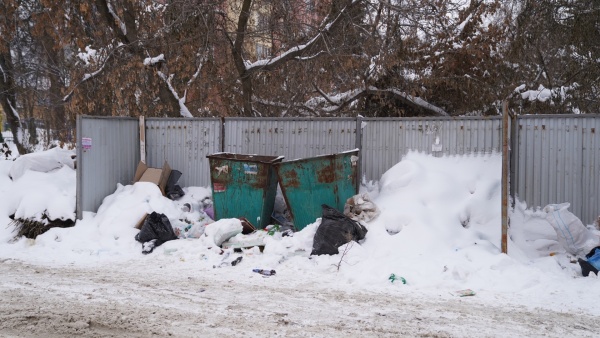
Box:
(9, 147, 75, 180)
(1, 149, 600, 315)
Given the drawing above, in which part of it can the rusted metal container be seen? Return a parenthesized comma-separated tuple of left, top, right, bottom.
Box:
(206, 153, 283, 229)
(275, 150, 359, 230)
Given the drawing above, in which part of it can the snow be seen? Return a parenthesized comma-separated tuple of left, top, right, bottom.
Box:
(1, 148, 600, 334)
(143, 54, 165, 66)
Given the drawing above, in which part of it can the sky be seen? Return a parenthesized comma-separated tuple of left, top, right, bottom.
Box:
(1, 137, 599, 318)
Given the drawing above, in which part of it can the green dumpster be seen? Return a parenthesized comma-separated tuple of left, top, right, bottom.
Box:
(275, 150, 359, 230)
(206, 153, 283, 229)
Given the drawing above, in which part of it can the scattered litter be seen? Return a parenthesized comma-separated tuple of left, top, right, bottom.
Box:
(135, 212, 178, 254)
(344, 193, 380, 223)
(578, 246, 600, 277)
(388, 273, 406, 284)
(453, 289, 476, 297)
(253, 269, 276, 276)
(165, 170, 185, 200)
(239, 217, 257, 234)
(213, 252, 243, 268)
(172, 219, 207, 239)
(231, 256, 243, 266)
(311, 204, 368, 256)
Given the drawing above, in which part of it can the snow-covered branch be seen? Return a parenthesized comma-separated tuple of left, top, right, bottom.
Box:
(157, 71, 193, 118)
(62, 63, 107, 102)
(0, 63, 6, 82)
(106, 0, 127, 36)
(376, 87, 449, 116)
(187, 53, 207, 86)
(244, 0, 359, 73)
(305, 86, 448, 116)
(143, 54, 164, 66)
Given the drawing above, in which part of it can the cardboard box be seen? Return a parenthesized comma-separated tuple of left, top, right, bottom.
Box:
(133, 161, 172, 195)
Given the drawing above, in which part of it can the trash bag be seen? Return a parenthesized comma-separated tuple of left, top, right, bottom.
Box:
(135, 212, 178, 254)
(586, 246, 600, 270)
(204, 218, 243, 246)
(165, 170, 185, 200)
(544, 203, 600, 256)
(578, 246, 600, 277)
(344, 193, 380, 223)
(311, 204, 368, 256)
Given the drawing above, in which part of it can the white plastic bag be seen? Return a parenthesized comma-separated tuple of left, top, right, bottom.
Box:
(544, 203, 600, 256)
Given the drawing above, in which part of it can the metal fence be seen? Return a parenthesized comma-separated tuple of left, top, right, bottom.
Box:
(512, 115, 599, 225)
(361, 117, 502, 181)
(224, 118, 358, 160)
(145, 118, 221, 189)
(76, 116, 139, 218)
(77, 114, 600, 224)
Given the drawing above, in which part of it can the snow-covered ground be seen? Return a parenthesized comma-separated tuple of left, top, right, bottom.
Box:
(1, 145, 599, 337)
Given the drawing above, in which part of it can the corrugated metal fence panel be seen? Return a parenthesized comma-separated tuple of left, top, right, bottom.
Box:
(514, 115, 597, 224)
(145, 118, 221, 188)
(77, 116, 139, 218)
(361, 117, 502, 181)
(582, 117, 600, 225)
(223, 118, 357, 160)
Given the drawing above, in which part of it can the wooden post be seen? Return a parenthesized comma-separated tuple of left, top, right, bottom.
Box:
(139, 116, 146, 164)
(501, 101, 509, 254)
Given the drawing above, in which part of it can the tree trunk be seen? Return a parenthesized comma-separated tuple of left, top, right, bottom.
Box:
(0, 53, 28, 154)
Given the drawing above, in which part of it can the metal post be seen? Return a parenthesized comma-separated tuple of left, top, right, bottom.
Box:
(501, 101, 510, 254)
(139, 116, 146, 164)
(355, 115, 363, 192)
(220, 116, 225, 152)
(76, 115, 83, 220)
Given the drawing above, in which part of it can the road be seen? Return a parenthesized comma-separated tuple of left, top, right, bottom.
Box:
(1, 258, 598, 338)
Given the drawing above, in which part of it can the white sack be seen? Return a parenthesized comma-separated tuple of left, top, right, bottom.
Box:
(544, 203, 600, 256)
(204, 218, 243, 246)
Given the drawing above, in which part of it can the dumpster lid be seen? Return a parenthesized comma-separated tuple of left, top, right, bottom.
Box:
(206, 152, 284, 164)
(274, 149, 359, 164)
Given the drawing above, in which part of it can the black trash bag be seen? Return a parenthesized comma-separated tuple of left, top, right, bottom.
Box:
(311, 204, 368, 256)
(135, 212, 178, 254)
(165, 170, 185, 200)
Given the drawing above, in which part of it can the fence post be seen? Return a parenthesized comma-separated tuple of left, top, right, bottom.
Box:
(139, 116, 146, 164)
(355, 116, 363, 191)
(76, 115, 83, 220)
(501, 101, 510, 254)
(510, 112, 518, 202)
(220, 117, 225, 152)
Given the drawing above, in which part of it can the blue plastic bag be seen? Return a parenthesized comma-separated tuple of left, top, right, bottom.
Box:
(587, 247, 600, 270)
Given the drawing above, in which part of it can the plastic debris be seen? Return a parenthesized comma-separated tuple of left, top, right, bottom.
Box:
(253, 269, 276, 276)
(389, 273, 406, 284)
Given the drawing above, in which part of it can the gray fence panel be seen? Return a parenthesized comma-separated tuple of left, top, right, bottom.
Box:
(77, 115, 598, 224)
(145, 118, 221, 188)
(361, 117, 502, 182)
(582, 118, 600, 225)
(76, 116, 139, 218)
(223, 118, 357, 160)
(514, 115, 600, 224)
